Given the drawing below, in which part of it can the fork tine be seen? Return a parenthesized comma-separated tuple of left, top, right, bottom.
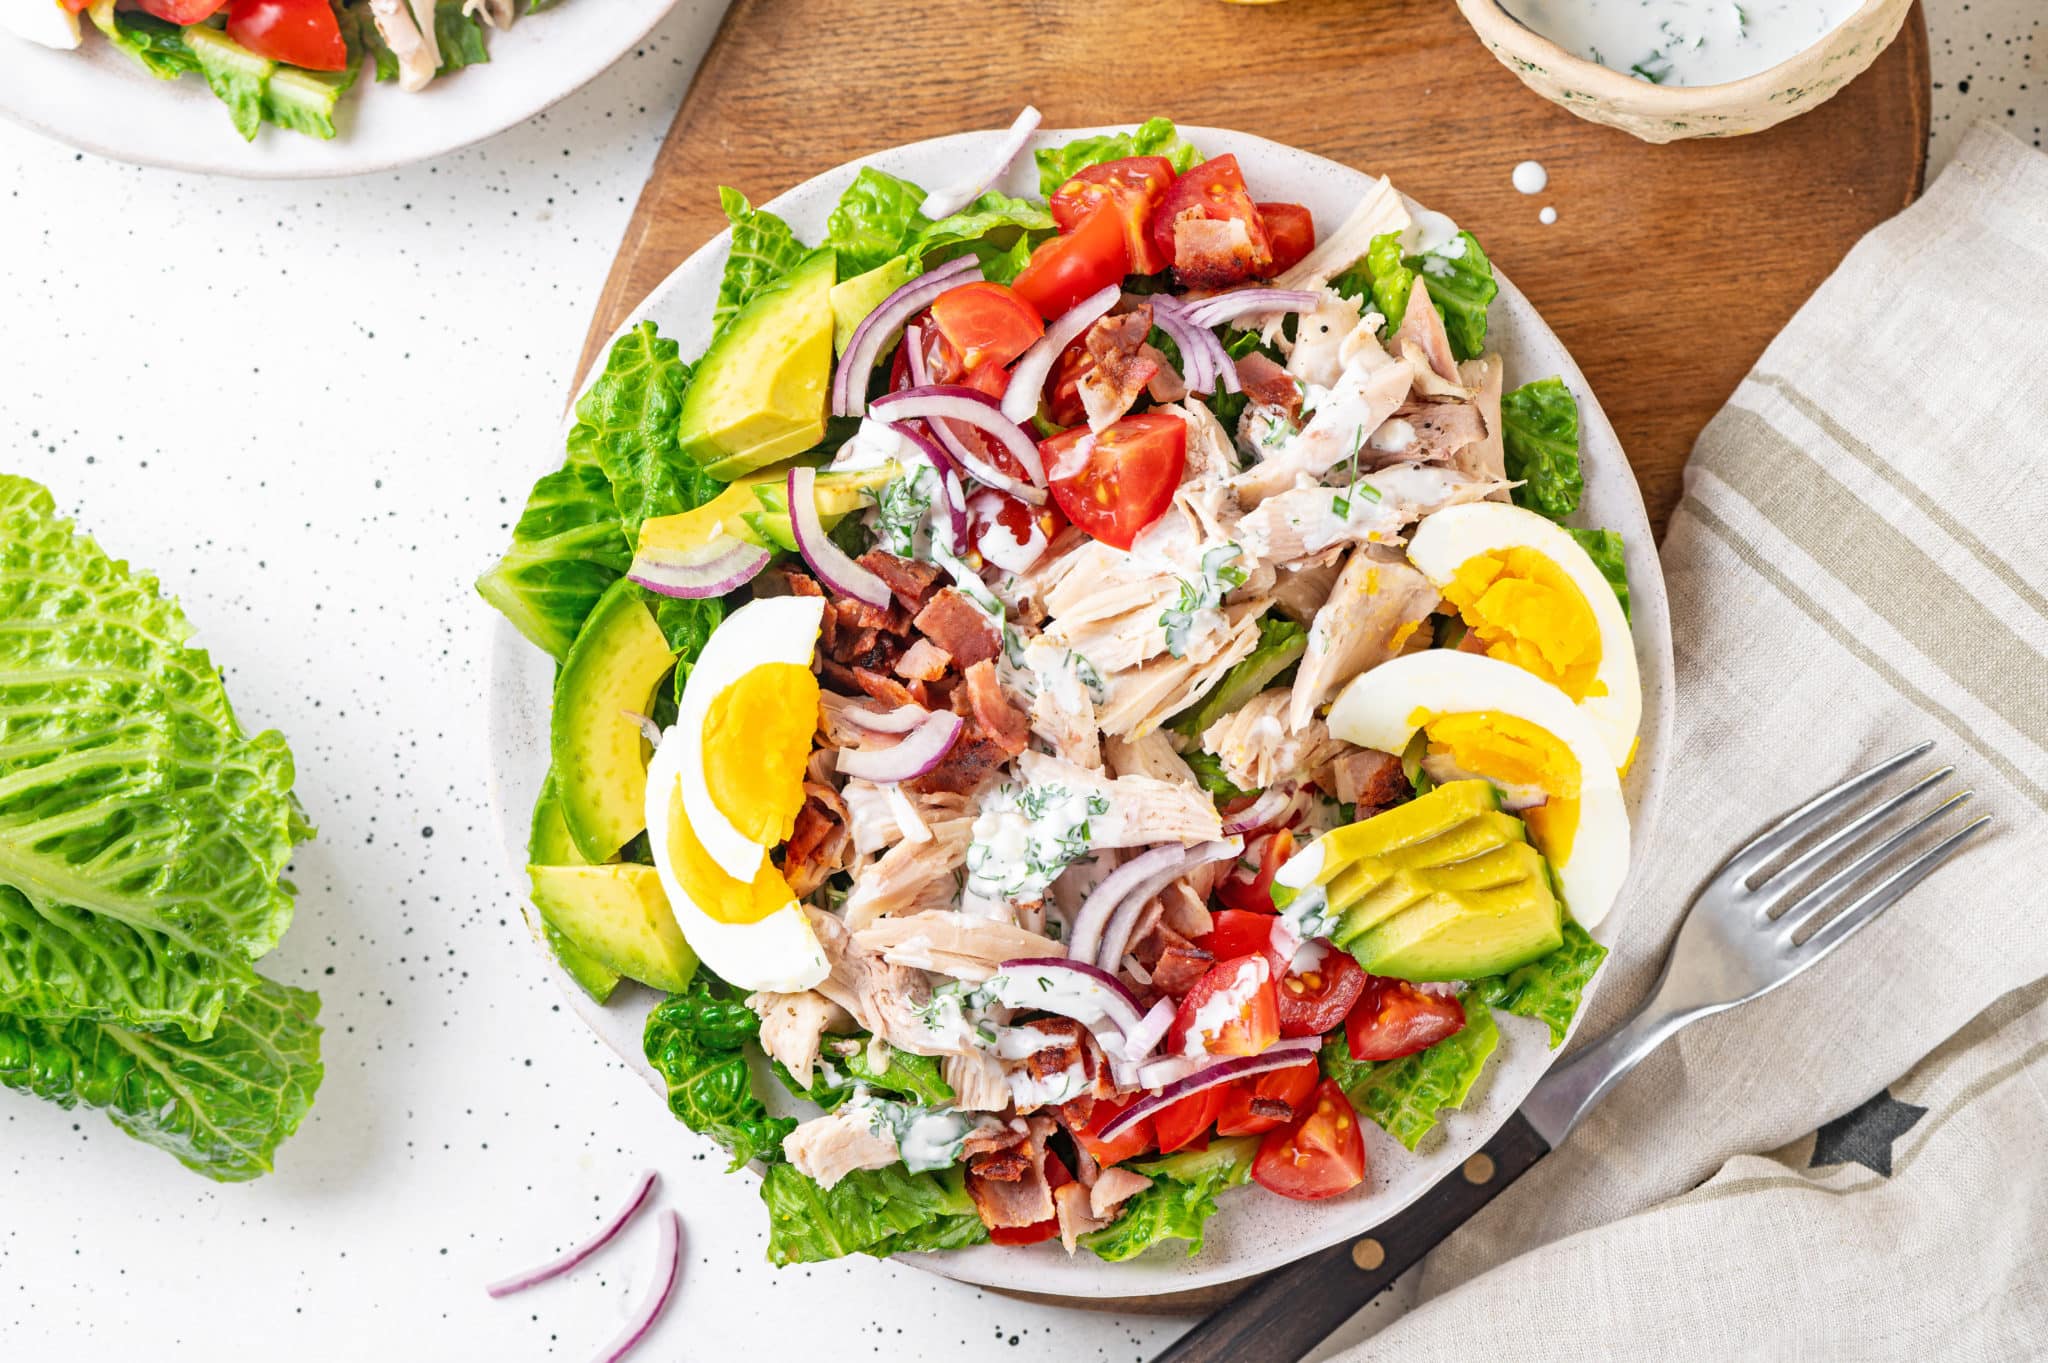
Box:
(1773, 792, 1973, 939)
(1753, 767, 1955, 917)
(1794, 815, 1992, 963)
(1719, 741, 1935, 885)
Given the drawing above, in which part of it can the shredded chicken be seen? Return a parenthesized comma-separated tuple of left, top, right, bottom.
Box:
(844, 816, 974, 928)
(1272, 549, 1344, 624)
(1256, 176, 1411, 341)
(461, 0, 515, 27)
(1202, 689, 1357, 787)
(1236, 462, 1507, 564)
(748, 990, 855, 1089)
(783, 1106, 899, 1190)
(1456, 354, 1511, 499)
(1172, 399, 1240, 484)
(1104, 728, 1199, 786)
(1094, 600, 1269, 739)
(367, 0, 439, 91)
(1014, 751, 1223, 846)
(854, 911, 1064, 982)
(1055, 1181, 1106, 1253)
(1391, 287, 1463, 390)
(1089, 1166, 1154, 1219)
(806, 906, 972, 1058)
(945, 1051, 1012, 1112)
(1226, 339, 1415, 510)
(1290, 550, 1441, 729)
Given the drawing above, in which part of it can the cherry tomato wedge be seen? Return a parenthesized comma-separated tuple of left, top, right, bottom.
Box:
(929, 281, 1044, 372)
(1199, 908, 1276, 963)
(1063, 1095, 1154, 1167)
(1166, 955, 1280, 1059)
(1253, 1079, 1368, 1201)
(137, 0, 226, 22)
(1013, 203, 1130, 320)
(1215, 1057, 1319, 1137)
(1274, 941, 1366, 1039)
(1042, 337, 1093, 428)
(967, 487, 1066, 573)
(1215, 829, 1295, 915)
(987, 1150, 1073, 1245)
(1345, 976, 1468, 1062)
(1257, 202, 1317, 277)
(1040, 412, 1186, 550)
(1147, 154, 1272, 286)
(1152, 1084, 1224, 1154)
(225, 0, 347, 68)
(1051, 155, 1178, 275)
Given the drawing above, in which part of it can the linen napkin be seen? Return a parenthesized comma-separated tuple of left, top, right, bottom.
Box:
(1326, 122, 2048, 1359)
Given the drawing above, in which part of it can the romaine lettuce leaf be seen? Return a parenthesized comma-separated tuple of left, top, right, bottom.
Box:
(714, 188, 811, 333)
(1501, 377, 1583, 520)
(1322, 998, 1500, 1150)
(825, 168, 932, 277)
(1567, 528, 1631, 622)
(432, 0, 489, 72)
(773, 1036, 954, 1110)
(912, 191, 1056, 264)
(0, 974, 322, 1181)
(643, 980, 794, 1170)
(183, 25, 271, 141)
(476, 456, 632, 662)
(1183, 749, 1252, 804)
(86, 2, 198, 79)
(1366, 231, 1416, 335)
(1034, 117, 1201, 197)
(651, 594, 724, 696)
(1081, 1136, 1257, 1261)
(1172, 614, 1305, 738)
(1417, 232, 1497, 362)
(565, 321, 723, 542)
(0, 477, 314, 1036)
(1470, 918, 1607, 1047)
(761, 1160, 983, 1265)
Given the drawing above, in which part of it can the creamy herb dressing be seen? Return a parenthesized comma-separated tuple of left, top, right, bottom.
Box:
(1502, 0, 1861, 86)
(1178, 956, 1270, 1057)
(1512, 160, 1549, 195)
(846, 1089, 992, 1173)
(965, 781, 1109, 906)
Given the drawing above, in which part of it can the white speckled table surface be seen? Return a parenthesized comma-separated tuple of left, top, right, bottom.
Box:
(1, 3, 2039, 1358)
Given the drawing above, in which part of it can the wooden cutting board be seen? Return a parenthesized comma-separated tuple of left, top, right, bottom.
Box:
(577, 0, 1928, 539)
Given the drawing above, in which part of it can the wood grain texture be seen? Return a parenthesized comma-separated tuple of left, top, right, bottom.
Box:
(577, 0, 1929, 539)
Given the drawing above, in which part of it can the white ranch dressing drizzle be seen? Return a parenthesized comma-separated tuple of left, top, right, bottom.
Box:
(1512, 160, 1549, 195)
(1501, 0, 1861, 86)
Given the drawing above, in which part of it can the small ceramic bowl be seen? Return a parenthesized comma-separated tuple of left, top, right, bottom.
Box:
(1455, 0, 1915, 143)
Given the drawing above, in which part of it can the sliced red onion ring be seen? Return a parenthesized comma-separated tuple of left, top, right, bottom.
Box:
(1001, 284, 1122, 424)
(990, 957, 1145, 1035)
(887, 419, 971, 546)
(788, 467, 892, 609)
(871, 385, 1047, 488)
(1149, 299, 1218, 395)
(842, 703, 929, 734)
(831, 255, 982, 419)
(627, 537, 771, 599)
(1065, 845, 1188, 965)
(834, 710, 962, 782)
(1101, 1040, 1323, 1141)
(901, 332, 1048, 507)
(1120, 997, 1176, 1064)
(485, 1168, 658, 1298)
(589, 1208, 682, 1363)
(1181, 288, 1321, 330)
(920, 105, 1042, 220)
(622, 710, 664, 747)
(1092, 839, 1244, 974)
(1221, 782, 1297, 836)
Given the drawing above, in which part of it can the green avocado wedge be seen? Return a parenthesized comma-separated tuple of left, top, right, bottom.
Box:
(526, 778, 622, 1004)
(678, 249, 838, 480)
(830, 254, 917, 355)
(550, 578, 675, 863)
(529, 864, 698, 993)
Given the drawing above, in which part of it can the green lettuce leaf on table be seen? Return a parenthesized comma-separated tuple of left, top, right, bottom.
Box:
(643, 980, 795, 1171)
(1501, 376, 1584, 520)
(714, 188, 813, 332)
(1566, 527, 1632, 622)
(1034, 116, 1202, 197)
(1081, 1137, 1258, 1262)
(1470, 918, 1609, 1047)
(1321, 998, 1500, 1150)
(762, 1161, 986, 1265)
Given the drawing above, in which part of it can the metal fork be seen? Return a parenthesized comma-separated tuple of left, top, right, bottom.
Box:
(1156, 742, 1991, 1363)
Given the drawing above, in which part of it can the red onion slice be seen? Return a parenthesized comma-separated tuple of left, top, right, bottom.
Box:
(831, 254, 982, 418)
(788, 467, 892, 608)
(1120, 997, 1177, 1064)
(627, 538, 771, 600)
(1149, 300, 1217, 395)
(871, 385, 1047, 488)
(887, 419, 972, 547)
(1092, 839, 1244, 974)
(485, 1168, 658, 1298)
(920, 105, 1042, 220)
(842, 703, 930, 734)
(900, 342, 1048, 507)
(1222, 782, 1297, 836)
(589, 1208, 682, 1363)
(990, 957, 1145, 1035)
(1001, 284, 1122, 424)
(1064, 845, 1188, 965)
(1100, 1041, 1323, 1141)
(834, 710, 963, 782)
(1181, 288, 1321, 330)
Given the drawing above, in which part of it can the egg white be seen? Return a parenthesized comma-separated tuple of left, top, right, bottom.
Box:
(674, 593, 826, 882)
(1406, 502, 1640, 768)
(1326, 650, 1630, 928)
(645, 718, 829, 993)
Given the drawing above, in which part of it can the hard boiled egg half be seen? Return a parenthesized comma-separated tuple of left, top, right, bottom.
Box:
(1326, 650, 1630, 928)
(644, 594, 829, 992)
(1406, 502, 1640, 770)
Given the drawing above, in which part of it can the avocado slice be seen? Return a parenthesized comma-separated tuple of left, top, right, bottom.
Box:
(1345, 845, 1563, 981)
(526, 777, 622, 1003)
(1317, 779, 1501, 868)
(637, 478, 781, 555)
(745, 462, 903, 551)
(529, 864, 699, 993)
(678, 249, 838, 480)
(830, 255, 917, 355)
(550, 578, 675, 862)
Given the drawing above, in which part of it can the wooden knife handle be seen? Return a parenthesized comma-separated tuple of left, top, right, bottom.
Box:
(1154, 1112, 1551, 1363)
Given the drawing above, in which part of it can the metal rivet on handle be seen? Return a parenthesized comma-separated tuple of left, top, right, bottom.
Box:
(1350, 1239, 1385, 1271)
(1463, 1153, 1496, 1184)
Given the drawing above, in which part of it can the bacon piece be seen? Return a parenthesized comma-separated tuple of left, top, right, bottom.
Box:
(1078, 306, 1159, 428)
(908, 732, 1009, 797)
(1331, 748, 1412, 814)
(783, 783, 852, 898)
(1172, 213, 1257, 289)
(1016, 1016, 1089, 1084)
(912, 588, 1000, 668)
(963, 660, 1029, 756)
(774, 565, 825, 597)
(967, 1130, 1056, 1229)
(1149, 941, 1216, 1000)
(962, 1121, 1027, 1158)
(858, 549, 943, 613)
(852, 667, 919, 709)
(894, 637, 952, 682)
(833, 594, 909, 636)
(1236, 351, 1303, 422)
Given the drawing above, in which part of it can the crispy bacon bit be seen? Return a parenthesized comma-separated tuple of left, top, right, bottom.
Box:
(963, 660, 1029, 756)
(834, 594, 909, 636)
(1249, 1097, 1294, 1121)
(1016, 1016, 1089, 1083)
(851, 667, 919, 710)
(967, 1125, 1057, 1228)
(912, 588, 1000, 668)
(1149, 942, 1216, 1000)
(1331, 748, 1412, 815)
(970, 1150, 1030, 1183)
(1235, 351, 1302, 422)
(783, 783, 852, 897)
(1172, 213, 1257, 290)
(858, 549, 943, 613)
(909, 732, 1009, 797)
(962, 1123, 1027, 1158)
(774, 565, 825, 597)
(1077, 306, 1160, 428)
(895, 637, 952, 682)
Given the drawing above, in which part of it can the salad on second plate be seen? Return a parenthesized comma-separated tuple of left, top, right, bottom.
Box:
(482, 114, 1636, 1265)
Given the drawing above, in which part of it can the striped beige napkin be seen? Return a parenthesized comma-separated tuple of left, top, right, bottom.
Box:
(1329, 122, 2048, 1359)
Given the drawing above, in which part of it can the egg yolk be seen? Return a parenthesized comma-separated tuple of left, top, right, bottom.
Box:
(1420, 709, 1581, 866)
(1444, 548, 1605, 702)
(662, 775, 798, 925)
(701, 662, 819, 849)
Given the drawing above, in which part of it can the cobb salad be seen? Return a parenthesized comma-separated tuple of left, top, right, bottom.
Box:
(2, 0, 557, 140)
(482, 114, 1637, 1264)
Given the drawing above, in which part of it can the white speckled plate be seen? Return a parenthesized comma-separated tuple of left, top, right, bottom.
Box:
(485, 125, 1674, 1297)
(0, 0, 678, 177)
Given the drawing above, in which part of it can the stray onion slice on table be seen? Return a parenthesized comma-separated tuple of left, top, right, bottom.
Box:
(485, 1168, 659, 1298)
(591, 1209, 684, 1363)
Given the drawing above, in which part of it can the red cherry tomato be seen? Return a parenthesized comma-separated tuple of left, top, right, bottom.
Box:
(1151, 1084, 1224, 1155)
(1013, 203, 1130, 319)
(1345, 976, 1468, 1062)
(136, 0, 226, 22)
(1063, 1095, 1154, 1167)
(1215, 1057, 1319, 1137)
(1042, 337, 1093, 428)
(1147, 154, 1272, 286)
(1051, 155, 1178, 275)
(224, 0, 347, 68)
(1039, 412, 1186, 550)
(1166, 955, 1281, 1059)
(929, 281, 1044, 372)
(1256, 202, 1317, 277)
(1214, 829, 1295, 915)
(1199, 908, 1276, 962)
(1274, 941, 1366, 1039)
(966, 487, 1066, 573)
(1252, 1079, 1368, 1201)
(986, 1150, 1073, 1245)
